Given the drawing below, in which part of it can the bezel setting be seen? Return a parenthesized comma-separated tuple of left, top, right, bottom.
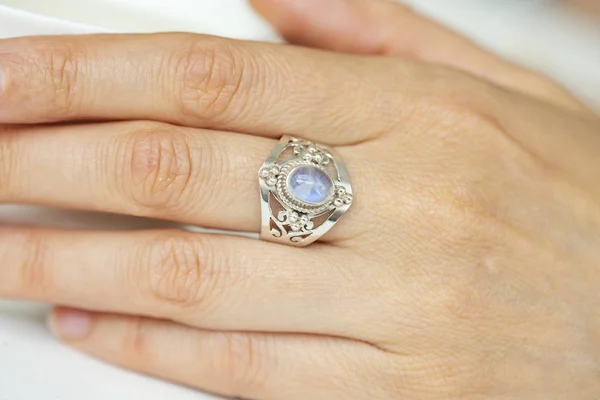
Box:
(277, 160, 336, 214)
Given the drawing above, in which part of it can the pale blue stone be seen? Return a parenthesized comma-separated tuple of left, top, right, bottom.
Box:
(288, 165, 333, 204)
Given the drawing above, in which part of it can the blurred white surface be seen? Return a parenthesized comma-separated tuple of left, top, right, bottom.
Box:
(409, 0, 600, 109)
(0, 0, 275, 38)
(0, 1, 599, 400)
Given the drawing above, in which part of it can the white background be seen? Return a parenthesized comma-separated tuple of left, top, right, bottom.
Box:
(0, 1, 599, 399)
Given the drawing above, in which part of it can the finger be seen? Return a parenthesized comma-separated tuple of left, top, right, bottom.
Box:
(0, 121, 365, 240)
(0, 33, 397, 144)
(0, 227, 386, 342)
(48, 309, 384, 400)
(0, 121, 272, 233)
(251, 0, 588, 112)
(0, 122, 365, 239)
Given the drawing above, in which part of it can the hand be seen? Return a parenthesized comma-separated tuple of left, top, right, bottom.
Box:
(1, 0, 599, 398)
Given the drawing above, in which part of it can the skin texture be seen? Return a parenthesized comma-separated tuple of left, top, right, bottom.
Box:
(0, 0, 599, 398)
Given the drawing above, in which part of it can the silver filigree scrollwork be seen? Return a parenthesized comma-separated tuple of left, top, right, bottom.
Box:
(259, 136, 353, 247)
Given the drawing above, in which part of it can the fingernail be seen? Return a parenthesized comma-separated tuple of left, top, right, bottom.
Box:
(48, 308, 92, 340)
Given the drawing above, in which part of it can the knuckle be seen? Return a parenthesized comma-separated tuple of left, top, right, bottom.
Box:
(218, 333, 270, 397)
(122, 316, 153, 363)
(16, 230, 52, 293)
(171, 36, 252, 122)
(142, 235, 230, 310)
(123, 122, 195, 211)
(35, 41, 85, 116)
(0, 127, 20, 199)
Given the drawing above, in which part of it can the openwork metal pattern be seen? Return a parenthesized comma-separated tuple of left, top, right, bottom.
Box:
(259, 136, 353, 246)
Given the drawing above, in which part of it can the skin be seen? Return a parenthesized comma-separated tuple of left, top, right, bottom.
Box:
(568, 0, 600, 15)
(0, 0, 599, 398)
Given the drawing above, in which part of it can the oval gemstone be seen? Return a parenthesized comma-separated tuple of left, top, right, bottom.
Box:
(287, 165, 333, 205)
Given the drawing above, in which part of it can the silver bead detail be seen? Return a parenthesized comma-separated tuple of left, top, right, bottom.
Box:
(266, 177, 278, 186)
(289, 212, 299, 223)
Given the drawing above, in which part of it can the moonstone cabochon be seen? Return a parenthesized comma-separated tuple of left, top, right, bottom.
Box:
(287, 165, 334, 205)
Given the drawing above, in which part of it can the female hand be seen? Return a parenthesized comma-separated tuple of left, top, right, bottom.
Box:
(1, 0, 599, 398)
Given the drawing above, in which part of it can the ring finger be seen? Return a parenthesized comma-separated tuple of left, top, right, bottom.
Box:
(0, 121, 360, 241)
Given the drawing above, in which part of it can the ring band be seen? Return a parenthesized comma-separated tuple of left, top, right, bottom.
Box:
(259, 136, 353, 247)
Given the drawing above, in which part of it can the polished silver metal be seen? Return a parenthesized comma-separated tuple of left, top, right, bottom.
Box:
(259, 136, 353, 247)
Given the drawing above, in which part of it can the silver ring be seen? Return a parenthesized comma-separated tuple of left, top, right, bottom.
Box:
(259, 136, 353, 247)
